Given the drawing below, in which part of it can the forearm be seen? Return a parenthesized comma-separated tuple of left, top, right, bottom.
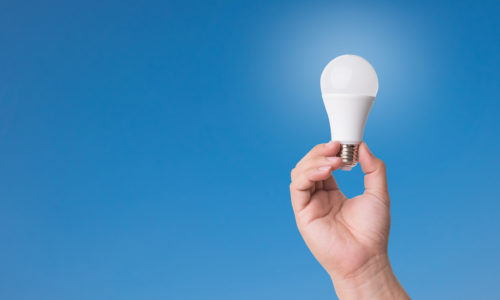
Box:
(330, 254, 410, 300)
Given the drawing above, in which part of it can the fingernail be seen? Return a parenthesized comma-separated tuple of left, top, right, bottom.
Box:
(326, 140, 335, 147)
(318, 166, 331, 171)
(326, 156, 339, 162)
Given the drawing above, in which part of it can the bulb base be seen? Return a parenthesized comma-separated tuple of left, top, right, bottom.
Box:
(338, 144, 360, 171)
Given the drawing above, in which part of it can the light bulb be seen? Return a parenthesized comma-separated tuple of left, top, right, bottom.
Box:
(320, 54, 379, 171)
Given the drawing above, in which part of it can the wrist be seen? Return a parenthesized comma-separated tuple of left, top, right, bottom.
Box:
(329, 254, 409, 300)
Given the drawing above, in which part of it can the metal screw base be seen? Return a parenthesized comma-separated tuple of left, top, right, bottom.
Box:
(338, 144, 360, 171)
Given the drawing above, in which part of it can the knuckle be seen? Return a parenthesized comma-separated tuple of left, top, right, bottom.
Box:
(312, 143, 325, 153)
(379, 161, 387, 172)
(375, 158, 386, 169)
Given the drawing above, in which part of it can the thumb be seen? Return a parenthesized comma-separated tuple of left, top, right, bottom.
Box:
(358, 142, 389, 203)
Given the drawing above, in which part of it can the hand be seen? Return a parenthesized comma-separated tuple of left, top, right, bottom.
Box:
(290, 141, 409, 299)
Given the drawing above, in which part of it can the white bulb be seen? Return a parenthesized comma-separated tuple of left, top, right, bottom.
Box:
(320, 55, 379, 171)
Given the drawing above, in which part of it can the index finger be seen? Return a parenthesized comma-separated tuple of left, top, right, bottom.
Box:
(296, 141, 340, 169)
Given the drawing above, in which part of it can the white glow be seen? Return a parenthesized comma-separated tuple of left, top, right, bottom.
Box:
(321, 55, 378, 97)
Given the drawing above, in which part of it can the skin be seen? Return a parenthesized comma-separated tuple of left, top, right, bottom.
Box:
(290, 141, 410, 299)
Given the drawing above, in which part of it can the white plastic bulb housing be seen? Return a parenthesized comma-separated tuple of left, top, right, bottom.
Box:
(320, 54, 378, 171)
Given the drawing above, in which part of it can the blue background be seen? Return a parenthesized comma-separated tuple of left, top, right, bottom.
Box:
(1, 0, 499, 299)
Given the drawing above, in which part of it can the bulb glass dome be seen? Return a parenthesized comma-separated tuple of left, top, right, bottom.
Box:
(320, 55, 378, 97)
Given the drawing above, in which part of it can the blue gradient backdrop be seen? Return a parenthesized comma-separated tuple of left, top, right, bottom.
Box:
(1, 0, 499, 299)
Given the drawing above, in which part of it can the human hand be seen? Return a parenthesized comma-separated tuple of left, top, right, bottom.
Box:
(290, 141, 409, 299)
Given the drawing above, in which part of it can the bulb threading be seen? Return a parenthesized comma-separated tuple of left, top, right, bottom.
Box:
(338, 144, 359, 171)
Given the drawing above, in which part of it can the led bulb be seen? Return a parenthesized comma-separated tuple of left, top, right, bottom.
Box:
(320, 55, 379, 171)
